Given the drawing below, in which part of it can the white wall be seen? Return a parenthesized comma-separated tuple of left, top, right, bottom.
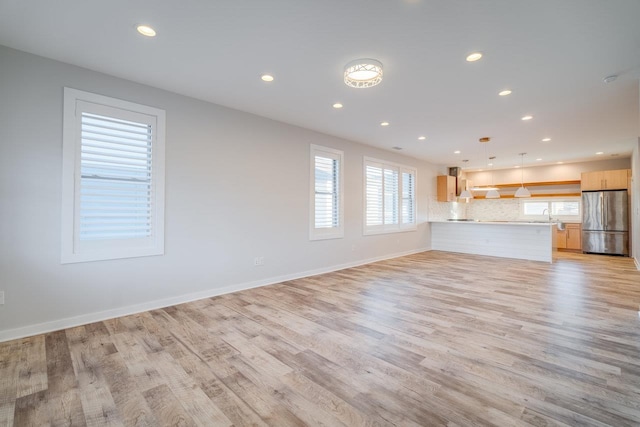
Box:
(0, 46, 437, 340)
(632, 139, 640, 267)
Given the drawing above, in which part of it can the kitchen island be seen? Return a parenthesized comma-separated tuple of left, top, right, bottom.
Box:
(430, 220, 558, 263)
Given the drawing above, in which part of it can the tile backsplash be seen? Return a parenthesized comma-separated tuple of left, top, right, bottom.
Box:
(428, 197, 522, 221)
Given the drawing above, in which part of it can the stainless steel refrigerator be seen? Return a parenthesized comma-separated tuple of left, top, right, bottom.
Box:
(582, 190, 629, 255)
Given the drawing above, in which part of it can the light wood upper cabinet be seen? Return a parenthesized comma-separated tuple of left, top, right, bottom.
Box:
(437, 175, 456, 202)
(580, 169, 629, 191)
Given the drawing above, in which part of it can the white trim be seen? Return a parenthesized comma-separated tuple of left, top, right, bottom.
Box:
(309, 144, 344, 240)
(634, 256, 640, 271)
(61, 88, 166, 263)
(0, 247, 430, 343)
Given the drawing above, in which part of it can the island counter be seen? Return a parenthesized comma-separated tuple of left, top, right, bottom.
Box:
(430, 220, 557, 263)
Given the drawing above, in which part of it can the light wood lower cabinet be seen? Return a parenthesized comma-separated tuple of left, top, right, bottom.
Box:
(556, 224, 581, 251)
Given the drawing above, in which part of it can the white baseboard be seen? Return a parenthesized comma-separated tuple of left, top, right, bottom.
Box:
(0, 247, 430, 343)
(634, 256, 640, 271)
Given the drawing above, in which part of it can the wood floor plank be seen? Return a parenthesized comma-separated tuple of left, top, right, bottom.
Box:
(1, 251, 640, 426)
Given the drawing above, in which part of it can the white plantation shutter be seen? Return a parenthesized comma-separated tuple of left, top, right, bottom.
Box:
(384, 168, 399, 225)
(365, 164, 384, 226)
(402, 170, 415, 225)
(62, 88, 165, 263)
(310, 145, 344, 240)
(364, 158, 417, 234)
(80, 112, 153, 240)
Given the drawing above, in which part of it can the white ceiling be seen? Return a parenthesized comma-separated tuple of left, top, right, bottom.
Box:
(1, 0, 639, 170)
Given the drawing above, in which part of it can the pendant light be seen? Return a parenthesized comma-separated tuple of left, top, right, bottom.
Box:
(485, 156, 500, 199)
(515, 152, 531, 198)
(470, 137, 500, 197)
(459, 159, 473, 199)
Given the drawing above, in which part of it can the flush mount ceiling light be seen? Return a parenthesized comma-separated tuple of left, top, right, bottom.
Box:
(380, 121, 390, 127)
(498, 90, 512, 96)
(261, 74, 274, 82)
(521, 115, 533, 121)
(136, 25, 156, 37)
(515, 153, 531, 198)
(332, 103, 343, 109)
(418, 136, 426, 140)
(466, 52, 483, 62)
(344, 59, 383, 88)
(541, 138, 551, 142)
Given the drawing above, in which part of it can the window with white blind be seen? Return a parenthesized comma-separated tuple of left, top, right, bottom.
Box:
(61, 88, 165, 263)
(310, 145, 344, 240)
(364, 157, 416, 235)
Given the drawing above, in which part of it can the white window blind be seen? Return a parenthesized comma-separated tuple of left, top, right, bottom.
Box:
(62, 88, 165, 263)
(364, 158, 416, 235)
(310, 145, 344, 240)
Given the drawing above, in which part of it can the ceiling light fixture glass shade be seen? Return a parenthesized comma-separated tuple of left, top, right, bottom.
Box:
(486, 189, 500, 199)
(515, 186, 531, 198)
(515, 153, 531, 198)
(344, 59, 383, 88)
(459, 189, 473, 199)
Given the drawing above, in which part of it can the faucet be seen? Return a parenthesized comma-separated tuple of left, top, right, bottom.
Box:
(542, 208, 551, 222)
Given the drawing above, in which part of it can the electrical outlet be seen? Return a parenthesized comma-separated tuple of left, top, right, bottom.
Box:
(254, 257, 264, 266)
(0, 291, 4, 305)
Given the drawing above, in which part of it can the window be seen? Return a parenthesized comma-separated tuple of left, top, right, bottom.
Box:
(364, 157, 417, 235)
(310, 145, 344, 240)
(522, 198, 580, 219)
(61, 88, 165, 263)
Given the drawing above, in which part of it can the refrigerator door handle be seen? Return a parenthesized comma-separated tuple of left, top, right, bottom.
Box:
(600, 193, 605, 230)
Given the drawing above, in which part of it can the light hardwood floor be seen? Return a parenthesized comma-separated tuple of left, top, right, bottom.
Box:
(1, 251, 640, 426)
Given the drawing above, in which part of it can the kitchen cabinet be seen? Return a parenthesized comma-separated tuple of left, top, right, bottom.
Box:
(556, 224, 581, 251)
(580, 169, 629, 191)
(437, 175, 457, 202)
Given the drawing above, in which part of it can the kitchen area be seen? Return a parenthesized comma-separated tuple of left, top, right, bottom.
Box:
(429, 158, 632, 263)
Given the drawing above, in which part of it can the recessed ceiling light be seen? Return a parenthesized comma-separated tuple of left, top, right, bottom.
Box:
(418, 136, 426, 140)
(380, 121, 390, 127)
(466, 52, 483, 62)
(498, 90, 512, 96)
(136, 25, 156, 37)
(261, 74, 274, 82)
(392, 146, 403, 150)
(541, 138, 551, 142)
(603, 75, 618, 84)
(454, 150, 461, 154)
(521, 115, 533, 121)
(536, 158, 542, 161)
(596, 151, 604, 155)
(333, 103, 343, 109)
(557, 161, 564, 164)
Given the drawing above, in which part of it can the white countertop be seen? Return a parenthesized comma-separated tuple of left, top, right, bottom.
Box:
(429, 220, 557, 226)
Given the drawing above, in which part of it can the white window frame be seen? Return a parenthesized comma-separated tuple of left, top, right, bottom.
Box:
(61, 88, 166, 263)
(363, 157, 417, 235)
(309, 144, 344, 240)
(520, 197, 581, 221)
